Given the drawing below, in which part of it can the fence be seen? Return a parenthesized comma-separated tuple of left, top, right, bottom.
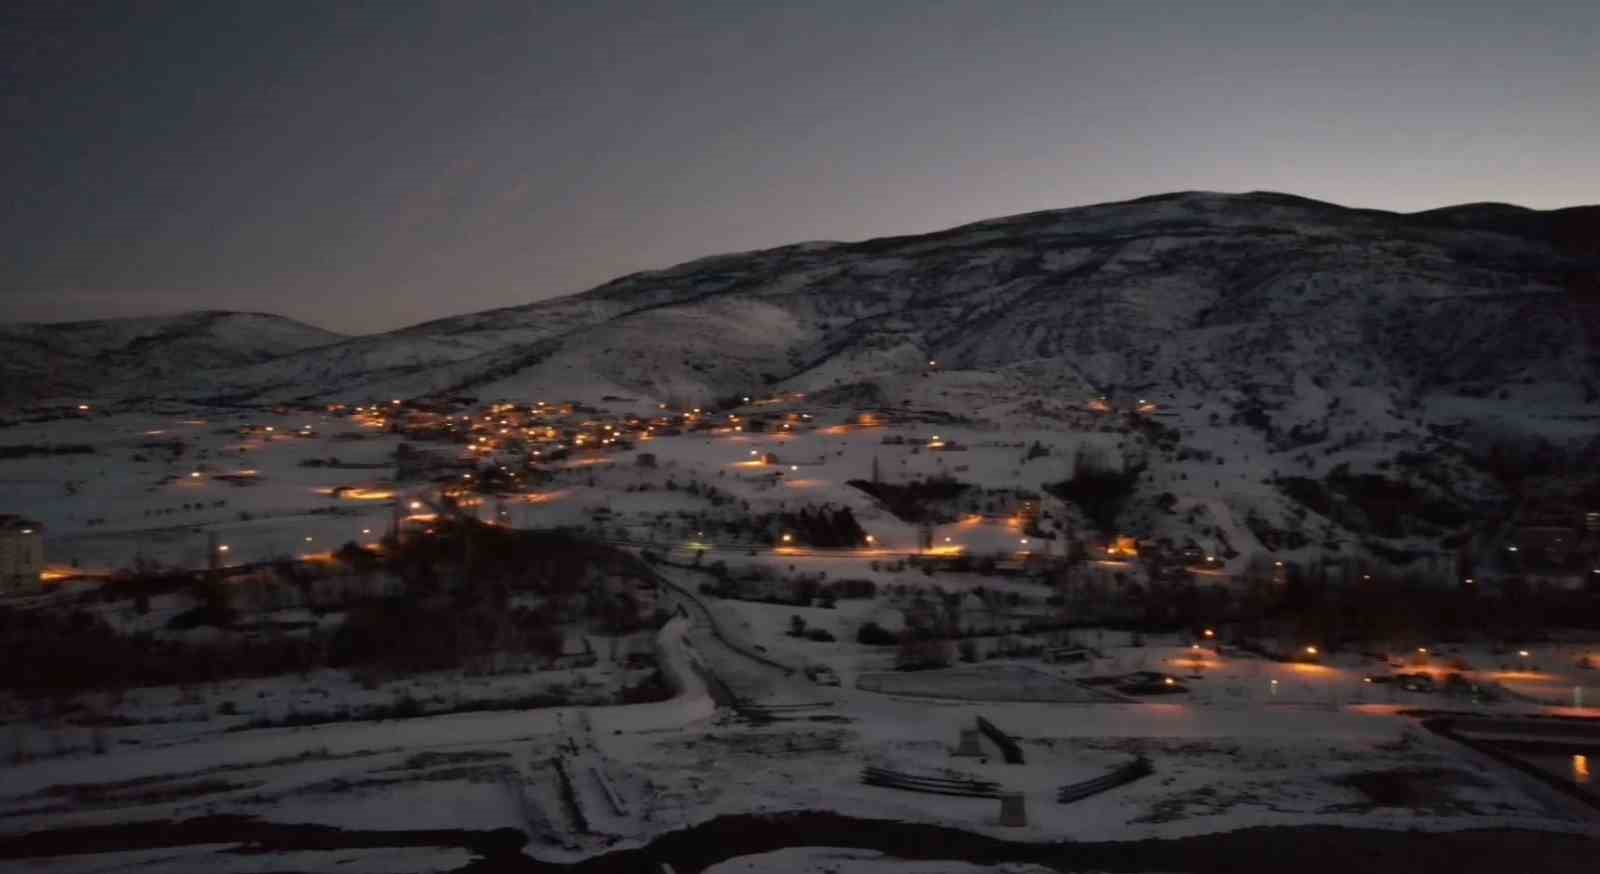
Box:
(1056, 756, 1153, 804)
(861, 766, 1004, 798)
(976, 716, 1025, 764)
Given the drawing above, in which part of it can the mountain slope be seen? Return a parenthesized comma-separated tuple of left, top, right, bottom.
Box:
(9, 191, 1598, 417)
(203, 189, 1591, 412)
(0, 311, 344, 407)
(5, 191, 1597, 569)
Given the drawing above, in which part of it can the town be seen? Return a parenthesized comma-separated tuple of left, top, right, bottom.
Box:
(0, 385, 1596, 869)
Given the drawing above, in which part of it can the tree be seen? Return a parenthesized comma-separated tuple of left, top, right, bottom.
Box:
(896, 630, 951, 670)
(857, 621, 897, 646)
(789, 615, 807, 637)
(1043, 447, 1144, 536)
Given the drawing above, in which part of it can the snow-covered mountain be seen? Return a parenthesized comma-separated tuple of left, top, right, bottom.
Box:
(7, 191, 1598, 420)
(4, 190, 1597, 569)
(0, 310, 344, 407)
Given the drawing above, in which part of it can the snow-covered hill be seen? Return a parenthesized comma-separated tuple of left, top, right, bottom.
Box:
(0, 311, 344, 406)
(163, 191, 1596, 410)
(7, 192, 1598, 466)
(3, 191, 1598, 572)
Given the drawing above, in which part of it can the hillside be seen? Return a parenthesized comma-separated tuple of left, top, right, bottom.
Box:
(0, 311, 344, 407)
(160, 191, 1595, 411)
(2, 190, 1598, 576)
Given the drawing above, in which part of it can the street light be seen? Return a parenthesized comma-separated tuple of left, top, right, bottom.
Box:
(1204, 629, 1215, 638)
(782, 533, 793, 543)
(1305, 646, 1318, 656)
(218, 544, 230, 553)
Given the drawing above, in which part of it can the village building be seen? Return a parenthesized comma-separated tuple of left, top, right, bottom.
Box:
(0, 516, 44, 592)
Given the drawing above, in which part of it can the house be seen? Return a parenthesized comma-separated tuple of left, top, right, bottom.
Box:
(1105, 536, 1139, 559)
(0, 516, 44, 592)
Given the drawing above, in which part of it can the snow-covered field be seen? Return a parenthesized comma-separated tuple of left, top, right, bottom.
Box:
(3, 399, 1599, 872)
(705, 848, 1058, 874)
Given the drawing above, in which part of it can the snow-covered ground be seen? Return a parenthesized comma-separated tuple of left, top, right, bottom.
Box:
(705, 847, 1058, 874)
(3, 400, 1599, 871)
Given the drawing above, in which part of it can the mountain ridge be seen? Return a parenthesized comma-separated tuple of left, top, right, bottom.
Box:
(3, 191, 1596, 414)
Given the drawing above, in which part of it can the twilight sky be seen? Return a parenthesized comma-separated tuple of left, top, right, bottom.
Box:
(3, 1, 1597, 334)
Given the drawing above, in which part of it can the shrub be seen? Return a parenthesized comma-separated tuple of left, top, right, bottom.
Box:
(857, 621, 897, 646)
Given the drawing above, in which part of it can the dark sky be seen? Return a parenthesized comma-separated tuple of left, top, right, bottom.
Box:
(4, 1, 1597, 334)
